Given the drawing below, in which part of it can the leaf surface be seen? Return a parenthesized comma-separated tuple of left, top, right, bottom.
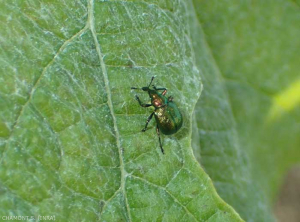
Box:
(0, 0, 243, 221)
(192, 0, 300, 221)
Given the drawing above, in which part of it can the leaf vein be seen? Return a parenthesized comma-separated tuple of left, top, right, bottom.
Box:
(130, 175, 199, 222)
(0, 24, 89, 165)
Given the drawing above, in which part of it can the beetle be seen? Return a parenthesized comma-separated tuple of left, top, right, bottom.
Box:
(131, 76, 183, 154)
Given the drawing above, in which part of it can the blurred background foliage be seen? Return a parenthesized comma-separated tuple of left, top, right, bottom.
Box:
(192, 0, 300, 221)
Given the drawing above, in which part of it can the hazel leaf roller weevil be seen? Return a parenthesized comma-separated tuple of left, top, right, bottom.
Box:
(131, 76, 183, 154)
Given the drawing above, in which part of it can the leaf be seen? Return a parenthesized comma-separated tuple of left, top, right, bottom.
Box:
(0, 0, 243, 221)
(192, 0, 300, 221)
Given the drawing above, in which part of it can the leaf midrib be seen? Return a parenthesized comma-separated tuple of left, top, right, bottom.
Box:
(87, 0, 132, 221)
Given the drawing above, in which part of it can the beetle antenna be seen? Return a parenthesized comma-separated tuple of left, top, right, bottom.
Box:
(131, 76, 155, 90)
(148, 76, 155, 87)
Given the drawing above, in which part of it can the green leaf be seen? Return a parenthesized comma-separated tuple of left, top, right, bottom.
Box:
(192, 0, 300, 221)
(0, 0, 243, 221)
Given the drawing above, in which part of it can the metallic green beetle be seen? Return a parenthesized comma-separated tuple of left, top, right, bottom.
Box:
(131, 76, 183, 154)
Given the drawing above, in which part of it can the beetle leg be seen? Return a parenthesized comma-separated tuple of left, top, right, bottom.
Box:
(135, 95, 152, 107)
(156, 125, 164, 154)
(142, 112, 154, 132)
(162, 89, 167, 96)
(168, 96, 173, 102)
(153, 86, 166, 91)
(153, 86, 167, 95)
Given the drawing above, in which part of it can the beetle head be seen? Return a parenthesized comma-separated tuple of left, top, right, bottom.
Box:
(148, 90, 159, 99)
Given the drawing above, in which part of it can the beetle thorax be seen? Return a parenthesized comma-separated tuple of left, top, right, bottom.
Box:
(153, 98, 162, 107)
